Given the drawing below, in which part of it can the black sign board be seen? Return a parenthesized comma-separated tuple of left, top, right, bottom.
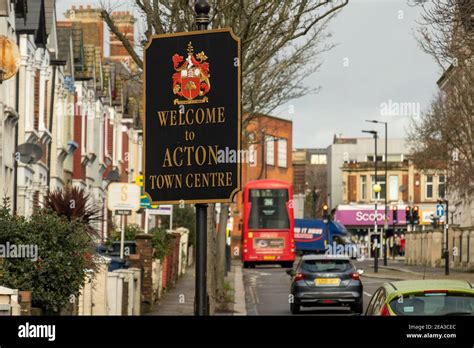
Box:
(143, 29, 241, 204)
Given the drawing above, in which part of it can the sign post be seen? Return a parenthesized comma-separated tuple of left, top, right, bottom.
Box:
(143, 0, 241, 316)
(107, 183, 141, 260)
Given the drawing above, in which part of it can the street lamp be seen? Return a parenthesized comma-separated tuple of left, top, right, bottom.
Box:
(366, 120, 389, 266)
(363, 130, 380, 273)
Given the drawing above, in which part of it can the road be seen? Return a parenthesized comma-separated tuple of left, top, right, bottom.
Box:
(243, 263, 394, 315)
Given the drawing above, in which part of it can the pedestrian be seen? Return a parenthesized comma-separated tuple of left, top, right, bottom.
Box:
(389, 235, 394, 259)
(400, 234, 406, 256)
(394, 234, 401, 257)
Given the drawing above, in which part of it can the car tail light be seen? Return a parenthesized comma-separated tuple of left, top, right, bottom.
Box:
(295, 273, 305, 281)
(380, 303, 391, 316)
(424, 290, 448, 294)
(349, 272, 360, 280)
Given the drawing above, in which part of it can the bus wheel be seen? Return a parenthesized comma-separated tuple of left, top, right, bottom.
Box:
(281, 262, 293, 268)
(243, 262, 250, 269)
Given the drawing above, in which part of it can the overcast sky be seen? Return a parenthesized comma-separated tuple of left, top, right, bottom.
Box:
(56, 0, 441, 149)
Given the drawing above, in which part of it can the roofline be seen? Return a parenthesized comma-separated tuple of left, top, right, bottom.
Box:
(247, 113, 293, 125)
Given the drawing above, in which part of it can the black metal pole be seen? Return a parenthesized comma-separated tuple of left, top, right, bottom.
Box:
(383, 123, 388, 266)
(374, 133, 378, 273)
(195, 203, 208, 315)
(194, 0, 210, 316)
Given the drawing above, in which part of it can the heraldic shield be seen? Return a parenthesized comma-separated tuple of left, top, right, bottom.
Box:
(172, 42, 211, 104)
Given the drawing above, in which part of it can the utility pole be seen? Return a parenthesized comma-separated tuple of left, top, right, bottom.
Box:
(194, 0, 210, 316)
(366, 120, 388, 266)
(363, 130, 379, 273)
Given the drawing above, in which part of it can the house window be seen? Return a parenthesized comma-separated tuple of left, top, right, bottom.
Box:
(367, 155, 383, 162)
(278, 139, 287, 168)
(438, 175, 446, 199)
(311, 154, 327, 164)
(371, 175, 386, 199)
(266, 136, 274, 165)
(426, 175, 433, 199)
(360, 175, 367, 200)
(389, 175, 399, 201)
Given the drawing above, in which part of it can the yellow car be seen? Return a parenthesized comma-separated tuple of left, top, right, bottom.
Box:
(365, 279, 474, 316)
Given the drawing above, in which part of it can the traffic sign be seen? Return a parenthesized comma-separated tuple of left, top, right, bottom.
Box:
(143, 29, 241, 204)
(107, 183, 141, 212)
(116, 210, 132, 216)
(436, 204, 445, 217)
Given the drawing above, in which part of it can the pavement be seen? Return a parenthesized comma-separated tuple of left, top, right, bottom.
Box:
(147, 267, 195, 315)
(359, 258, 474, 282)
(148, 261, 247, 315)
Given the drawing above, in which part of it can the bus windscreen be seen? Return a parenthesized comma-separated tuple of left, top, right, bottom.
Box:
(248, 189, 290, 229)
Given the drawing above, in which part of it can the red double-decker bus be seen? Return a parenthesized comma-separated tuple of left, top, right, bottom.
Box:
(242, 179, 295, 268)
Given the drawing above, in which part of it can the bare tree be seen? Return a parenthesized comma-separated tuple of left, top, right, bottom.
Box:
(101, 0, 349, 129)
(409, 0, 473, 195)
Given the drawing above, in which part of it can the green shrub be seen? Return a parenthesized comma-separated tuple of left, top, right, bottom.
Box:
(149, 227, 171, 260)
(0, 207, 96, 314)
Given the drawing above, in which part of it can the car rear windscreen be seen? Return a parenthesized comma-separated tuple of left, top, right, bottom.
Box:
(389, 292, 474, 315)
(301, 259, 351, 273)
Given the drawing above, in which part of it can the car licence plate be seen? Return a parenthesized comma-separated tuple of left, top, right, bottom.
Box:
(263, 255, 276, 260)
(315, 278, 340, 286)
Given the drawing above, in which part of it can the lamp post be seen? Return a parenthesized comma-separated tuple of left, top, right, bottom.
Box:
(366, 120, 388, 266)
(363, 130, 379, 272)
(439, 198, 450, 276)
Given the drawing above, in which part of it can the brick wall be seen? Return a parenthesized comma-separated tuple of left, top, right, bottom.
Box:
(131, 234, 153, 312)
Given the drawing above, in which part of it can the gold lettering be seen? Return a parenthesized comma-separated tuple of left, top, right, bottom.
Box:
(195, 146, 206, 166)
(157, 111, 169, 126)
(163, 149, 172, 167)
(169, 110, 177, 126)
(195, 108, 205, 124)
(208, 145, 218, 165)
(149, 175, 156, 189)
(226, 172, 232, 186)
(173, 147, 183, 167)
(217, 107, 225, 123)
(206, 108, 216, 123)
(218, 172, 225, 186)
(185, 109, 194, 125)
(186, 174, 193, 188)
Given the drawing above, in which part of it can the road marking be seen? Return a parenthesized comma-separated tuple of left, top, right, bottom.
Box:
(364, 291, 372, 297)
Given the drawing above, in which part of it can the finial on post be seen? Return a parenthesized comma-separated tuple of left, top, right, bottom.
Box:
(195, 0, 210, 30)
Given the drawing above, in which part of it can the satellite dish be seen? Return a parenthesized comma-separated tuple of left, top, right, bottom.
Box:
(0, 35, 20, 83)
(16, 143, 43, 164)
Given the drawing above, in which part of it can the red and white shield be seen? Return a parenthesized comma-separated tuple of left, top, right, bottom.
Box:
(180, 75, 201, 100)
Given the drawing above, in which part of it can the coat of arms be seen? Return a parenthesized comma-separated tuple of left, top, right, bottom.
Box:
(172, 42, 210, 105)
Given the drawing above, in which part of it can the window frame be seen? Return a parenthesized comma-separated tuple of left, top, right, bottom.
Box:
(426, 174, 434, 199)
(265, 136, 275, 166)
(277, 138, 287, 168)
